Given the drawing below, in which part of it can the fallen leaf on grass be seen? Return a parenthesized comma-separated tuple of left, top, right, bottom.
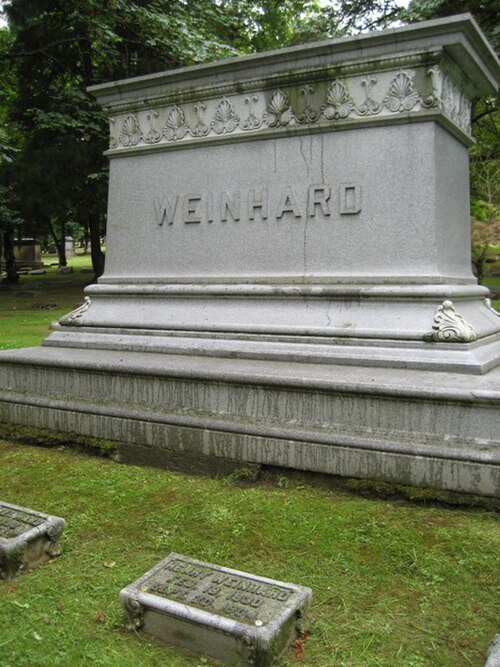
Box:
(33, 632, 42, 641)
(55, 602, 64, 611)
(103, 561, 116, 569)
(96, 609, 106, 624)
(293, 639, 305, 661)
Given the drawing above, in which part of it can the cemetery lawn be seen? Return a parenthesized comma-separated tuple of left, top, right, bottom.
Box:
(0, 442, 498, 667)
(0, 255, 93, 351)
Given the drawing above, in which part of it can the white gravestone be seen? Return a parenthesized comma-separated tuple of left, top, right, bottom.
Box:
(120, 553, 311, 666)
(0, 15, 499, 496)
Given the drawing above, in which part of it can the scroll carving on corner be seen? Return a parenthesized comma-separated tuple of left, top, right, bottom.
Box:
(123, 593, 145, 631)
(424, 300, 477, 343)
(58, 297, 91, 327)
(108, 65, 472, 150)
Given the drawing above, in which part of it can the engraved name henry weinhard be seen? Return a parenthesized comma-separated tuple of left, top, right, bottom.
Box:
(154, 183, 362, 226)
(141, 558, 295, 625)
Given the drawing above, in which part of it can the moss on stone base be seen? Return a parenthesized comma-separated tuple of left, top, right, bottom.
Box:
(0, 422, 120, 458)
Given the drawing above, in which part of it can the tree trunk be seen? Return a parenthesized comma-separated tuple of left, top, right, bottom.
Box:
(49, 219, 67, 267)
(2, 228, 19, 284)
(80, 34, 105, 279)
(89, 215, 105, 278)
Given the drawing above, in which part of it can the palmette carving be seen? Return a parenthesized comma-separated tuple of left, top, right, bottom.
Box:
(266, 89, 295, 127)
(424, 300, 477, 343)
(422, 66, 471, 133)
(383, 72, 420, 112)
(322, 80, 355, 120)
(107, 64, 473, 150)
(212, 97, 239, 134)
(119, 113, 143, 147)
(164, 105, 188, 141)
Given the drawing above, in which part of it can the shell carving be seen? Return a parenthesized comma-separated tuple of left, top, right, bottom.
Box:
(211, 98, 239, 134)
(424, 300, 477, 343)
(384, 72, 420, 112)
(164, 105, 188, 141)
(119, 113, 143, 147)
(322, 80, 354, 120)
(265, 90, 295, 127)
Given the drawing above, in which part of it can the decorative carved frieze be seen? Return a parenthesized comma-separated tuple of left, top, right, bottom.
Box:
(107, 65, 472, 152)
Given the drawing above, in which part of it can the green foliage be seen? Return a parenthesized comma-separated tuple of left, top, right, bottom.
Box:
(0, 0, 246, 277)
(406, 0, 500, 50)
(221, 0, 405, 53)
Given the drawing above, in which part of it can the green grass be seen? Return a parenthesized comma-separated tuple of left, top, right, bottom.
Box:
(0, 254, 93, 351)
(0, 442, 499, 667)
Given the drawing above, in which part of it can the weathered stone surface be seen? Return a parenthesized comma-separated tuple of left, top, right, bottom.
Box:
(485, 635, 500, 667)
(120, 553, 311, 666)
(0, 15, 499, 497)
(0, 501, 65, 579)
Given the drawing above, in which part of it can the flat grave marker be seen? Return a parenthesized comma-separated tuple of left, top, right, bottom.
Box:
(120, 553, 312, 666)
(0, 501, 65, 579)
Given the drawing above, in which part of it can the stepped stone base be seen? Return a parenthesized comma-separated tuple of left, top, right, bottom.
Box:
(0, 345, 498, 497)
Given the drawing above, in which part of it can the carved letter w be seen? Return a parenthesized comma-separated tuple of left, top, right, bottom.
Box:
(154, 196, 178, 226)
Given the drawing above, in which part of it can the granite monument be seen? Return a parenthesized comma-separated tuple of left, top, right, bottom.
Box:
(0, 15, 499, 496)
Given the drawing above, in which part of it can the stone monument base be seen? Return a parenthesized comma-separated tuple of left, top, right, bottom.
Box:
(0, 344, 498, 497)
